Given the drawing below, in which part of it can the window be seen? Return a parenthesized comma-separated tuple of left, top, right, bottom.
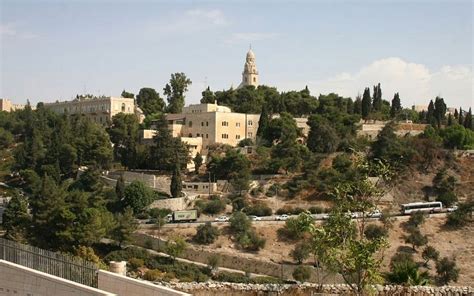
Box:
(248, 120, 253, 126)
(188, 133, 192, 137)
(206, 134, 209, 138)
(221, 134, 229, 139)
(253, 77, 256, 82)
(121, 103, 126, 112)
(196, 133, 200, 137)
(206, 121, 209, 126)
(248, 132, 253, 138)
(201, 122, 204, 126)
(236, 135, 241, 140)
(236, 122, 241, 127)
(189, 121, 193, 127)
(222, 121, 229, 127)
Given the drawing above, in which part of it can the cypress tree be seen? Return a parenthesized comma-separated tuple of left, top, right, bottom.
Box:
(464, 108, 472, 130)
(115, 174, 125, 201)
(434, 97, 447, 128)
(257, 105, 270, 138)
(372, 83, 382, 111)
(353, 95, 362, 115)
(390, 93, 402, 118)
(426, 100, 435, 126)
(458, 107, 463, 125)
(361, 88, 371, 119)
(170, 163, 182, 198)
(454, 108, 459, 119)
(447, 114, 453, 126)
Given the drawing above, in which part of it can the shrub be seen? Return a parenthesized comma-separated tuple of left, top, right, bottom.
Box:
(229, 212, 252, 234)
(203, 199, 226, 215)
(104, 247, 151, 263)
(279, 214, 313, 241)
(143, 269, 164, 281)
(390, 252, 414, 268)
(386, 259, 430, 285)
(165, 237, 187, 261)
(292, 265, 312, 282)
(207, 254, 221, 271)
(445, 201, 473, 228)
(436, 257, 459, 285)
(308, 206, 324, 214)
(146, 256, 210, 282)
(422, 245, 439, 266)
(436, 191, 457, 208)
(407, 211, 426, 228)
(405, 228, 428, 251)
(128, 258, 145, 271)
(194, 222, 219, 245)
(236, 230, 266, 251)
(364, 224, 388, 240)
(149, 208, 172, 219)
(213, 271, 249, 283)
(244, 202, 272, 216)
(265, 184, 280, 197)
(290, 242, 311, 264)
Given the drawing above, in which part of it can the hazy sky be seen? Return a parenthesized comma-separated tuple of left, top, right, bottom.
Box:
(1, 0, 472, 109)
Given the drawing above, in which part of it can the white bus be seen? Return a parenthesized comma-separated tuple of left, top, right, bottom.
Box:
(401, 202, 443, 215)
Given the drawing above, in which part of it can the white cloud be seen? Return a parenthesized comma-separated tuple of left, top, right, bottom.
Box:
(304, 57, 473, 108)
(146, 9, 229, 36)
(225, 32, 278, 44)
(0, 22, 38, 39)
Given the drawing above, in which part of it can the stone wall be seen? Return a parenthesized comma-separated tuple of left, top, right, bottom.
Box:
(132, 233, 341, 284)
(149, 197, 188, 211)
(98, 270, 190, 296)
(161, 282, 474, 296)
(0, 260, 114, 296)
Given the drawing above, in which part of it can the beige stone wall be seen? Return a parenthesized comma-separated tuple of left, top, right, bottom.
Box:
(43, 96, 137, 124)
(0, 99, 25, 112)
(98, 270, 190, 296)
(0, 260, 114, 296)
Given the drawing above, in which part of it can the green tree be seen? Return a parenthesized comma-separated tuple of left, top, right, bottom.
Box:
(193, 152, 203, 172)
(290, 241, 311, 264)
(307, 115, 340, 153)
(387, 258, 430, 286)
(372, 83, 382, 111)
(407, 211, 426, 228)
(364, 224, 388, 241)
(353, 96, 362, 115)
(0, 127, 13, 148)
(464, 107, 472, 129)
(111, 207, 138, 247)
(165, 236, 187, 262)
(405, 228, 427, 251)
(170, 164, 182, 198)
(229, 212, 252, 234)
(256, 105, 270, 140)
(194, 222, 219, 244)
(2, 193, 30, 243)
(436, 257, 459, 285)
(361, 87, 371, 119)
(108, 113, 140, 169)
(121, 90, 135, 98)
(422, 245, 439, 267)
(115, 174, 126, 201)
(200, 86, 216, 103)
(122, 180, 154, 214)
(292, 265, 312, 282)
(164, 72, 192, 114)
(390, 93, 402, 118)
(433, 96, 447, 128)
(426, 100, 435, 125)
(136, 87, 165, 116)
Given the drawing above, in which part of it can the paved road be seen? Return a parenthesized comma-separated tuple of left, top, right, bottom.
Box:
(139, 212, 451, 229)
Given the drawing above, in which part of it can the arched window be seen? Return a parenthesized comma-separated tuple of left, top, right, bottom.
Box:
(121, 103, 126, 112)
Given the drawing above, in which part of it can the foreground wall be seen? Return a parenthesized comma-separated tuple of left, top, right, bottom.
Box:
(162, 282, 474, 296)
(0, 260, 114, 296)
(98, 270, 191, 296)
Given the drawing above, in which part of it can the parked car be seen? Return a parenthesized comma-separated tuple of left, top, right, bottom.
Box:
(215, 216, 229, 222)
(249, 215, 262, 221)
(366, 209, 382, 218)
(276, 214, 289, 221)
(447, 205, 458, 212)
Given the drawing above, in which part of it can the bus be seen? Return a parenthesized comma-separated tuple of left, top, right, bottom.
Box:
(401, 202, 443, 215)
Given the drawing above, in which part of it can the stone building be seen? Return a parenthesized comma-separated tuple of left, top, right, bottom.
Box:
(0, 98, 26, 112)
(43, 96, 144, 124)
(238, 48, 259, 88)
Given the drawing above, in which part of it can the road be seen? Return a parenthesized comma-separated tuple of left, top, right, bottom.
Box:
(139, 212, 451, 229)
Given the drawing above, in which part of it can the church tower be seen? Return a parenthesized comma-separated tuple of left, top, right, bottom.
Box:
(238, 48, 259, 88)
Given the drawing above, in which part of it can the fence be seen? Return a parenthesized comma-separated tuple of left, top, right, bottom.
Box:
(0, 238, 98, 287)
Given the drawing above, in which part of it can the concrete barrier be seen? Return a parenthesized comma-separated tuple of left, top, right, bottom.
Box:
(98, 270, 191, 296)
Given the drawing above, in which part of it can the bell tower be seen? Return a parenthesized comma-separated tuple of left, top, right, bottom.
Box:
(238, 47, 259, 88)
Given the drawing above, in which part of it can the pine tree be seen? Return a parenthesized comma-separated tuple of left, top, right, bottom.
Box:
(464, 108, 472, 130)
(112, 207, 138, 247)
(200, 86, 216, 104)
(170, 163, 182, 198)
(390, 93, 402, 118)
(361, 88, 372, 119)
(2, 192, 30, 243)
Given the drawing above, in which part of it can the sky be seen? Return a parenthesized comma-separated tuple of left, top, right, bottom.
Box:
(0, 0, 473, 109)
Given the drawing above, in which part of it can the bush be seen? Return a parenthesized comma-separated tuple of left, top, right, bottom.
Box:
(292, 265, 312, 282)
(276, 206, 306, 215)
(104, 247, 151, 263)
(244, 202, 272, 216)
(407, 211, 426, 228)
(213, 271, 249, 283)
(436, 191, 457, 208)
(290, 242, 311, 264)
(279, 214, 313, 241)
(308, 206, 324, 214)
(143, 269, 164, 281)
(203, 199, 226, 215)
(445, 201, 473, 228)
(390, 252, 414, 268)
(207, 254, 221, 271)
(229, 212, 252, 234)
(165, 237, 187, 261)
(422, 245, 439, 266)
(236, 230, 266, 251)
(386, 259, 430, 285)
(265, 184, 280, 197)
(405, 228, 428, 251)
(194, 222, 219, 245)
(128, 258, 145, 271)
(364, 224, 388, 240)
(146, 256, 210, 282)
(149, 208, 172, 219)
(436, 257, 459, 285)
